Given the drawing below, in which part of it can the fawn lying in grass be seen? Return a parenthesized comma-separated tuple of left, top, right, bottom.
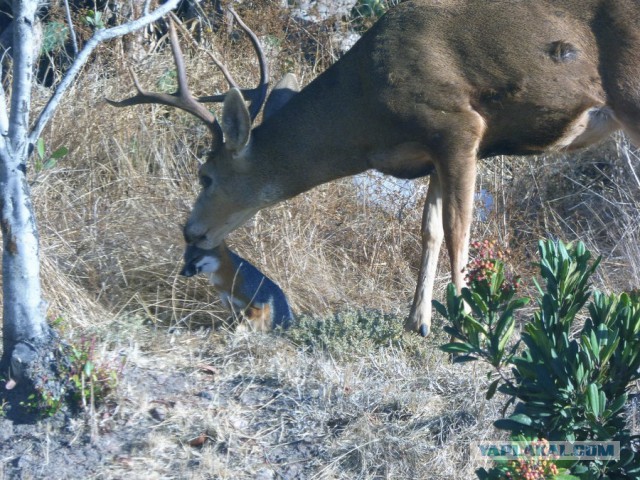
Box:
(180, 243, 293, 331)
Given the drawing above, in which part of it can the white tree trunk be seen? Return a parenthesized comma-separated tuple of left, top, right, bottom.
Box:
(0, 0, 179, 384)
(0, 0, 54, 378)
(0, 153, 53, 375)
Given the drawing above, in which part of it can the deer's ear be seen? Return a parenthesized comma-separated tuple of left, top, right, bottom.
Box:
(222, 88, 251, 153)
(263, 73, 300, 121)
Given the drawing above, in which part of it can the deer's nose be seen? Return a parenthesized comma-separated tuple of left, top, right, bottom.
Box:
(183, 223, 205, 245)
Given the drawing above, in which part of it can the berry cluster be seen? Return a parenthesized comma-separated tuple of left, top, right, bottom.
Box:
(504, 439, 560, 479)
(464, 239, 521, 294)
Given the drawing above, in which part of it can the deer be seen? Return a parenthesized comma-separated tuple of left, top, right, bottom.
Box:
(109, 1, 640, 338)
(180, 242, 294, 331)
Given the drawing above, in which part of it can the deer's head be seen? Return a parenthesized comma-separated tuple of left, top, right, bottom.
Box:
(108, 12, 299, 249)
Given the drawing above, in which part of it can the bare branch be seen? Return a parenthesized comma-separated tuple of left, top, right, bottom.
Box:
(29, 0, 180, 145)
(63, 0, 79, 57)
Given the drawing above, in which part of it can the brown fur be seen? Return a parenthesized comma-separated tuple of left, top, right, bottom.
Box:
(244, 304, 272, 332)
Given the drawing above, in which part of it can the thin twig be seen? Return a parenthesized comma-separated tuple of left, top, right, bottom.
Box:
(63, 0, 79, 57)
(622, 142, 640, 191)
(29, 0, 180, 145)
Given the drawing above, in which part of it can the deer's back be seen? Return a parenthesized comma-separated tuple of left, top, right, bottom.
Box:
(345, 0, 639, 156)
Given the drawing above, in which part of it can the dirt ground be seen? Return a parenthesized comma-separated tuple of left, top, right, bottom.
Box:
(0, 321, 498, 480)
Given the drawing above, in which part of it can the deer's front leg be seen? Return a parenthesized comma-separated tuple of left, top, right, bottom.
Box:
(440, 155, 477, 301)
(406, 174, 443, 337)
(407, 109, 483, 336)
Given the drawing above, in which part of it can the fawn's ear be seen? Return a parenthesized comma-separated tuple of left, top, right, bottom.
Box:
(263, 73, 300, 121)
(222, 88, 251, 153)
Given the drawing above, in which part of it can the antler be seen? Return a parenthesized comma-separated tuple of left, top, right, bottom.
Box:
(195, 7, 269, 121)
(106, 19, 223, 144)
(107, 8, 270, 145)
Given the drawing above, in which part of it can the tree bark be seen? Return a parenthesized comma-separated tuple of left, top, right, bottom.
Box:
(0, 154, 54, 379)
(0, 0, 54, 380)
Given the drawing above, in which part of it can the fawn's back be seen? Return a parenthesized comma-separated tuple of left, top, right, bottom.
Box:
(181, 244, 293, 331)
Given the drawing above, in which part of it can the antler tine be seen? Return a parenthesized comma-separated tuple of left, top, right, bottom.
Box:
(195, 8, 269, 121)
(106, 19, 223, 142)
(168, 12, 240, 91)
(228, 7, 269, 121)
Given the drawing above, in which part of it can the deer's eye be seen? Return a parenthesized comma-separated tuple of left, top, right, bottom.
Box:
(200, 175, 213, 189)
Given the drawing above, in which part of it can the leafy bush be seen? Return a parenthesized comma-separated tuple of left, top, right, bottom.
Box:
(437, 239, 640, 478)
(285, 308, 425, 359)
(42, 21, 68, 55)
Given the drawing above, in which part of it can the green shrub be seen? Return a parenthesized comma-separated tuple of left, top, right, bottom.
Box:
(285, 308, 424, 359)
(437, 239, 640, 479)
(42, 21, 68, 55)
(19, 332, 123, 417)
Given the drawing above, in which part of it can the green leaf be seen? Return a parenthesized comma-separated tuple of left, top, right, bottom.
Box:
(83, 360, 94, 377)
(606, 393, 627, 415)
(507, 413, 532, 425)
(42, 158, 57, 170)
(36, 138, 45, 160)
(493, 413, 532, 431)
(497, 320, 515, 354)
(451, 355, 478, 364)
(486, 379, 500, 400)
(599, 336, 619, 367)
(463, 315, 488, 336)
(587, 383, 600, 416)
(50, 146, 68, 159)
(440, 342, 474, 354)
(432, 300, 448, 319)
(572, 463, 588, 474)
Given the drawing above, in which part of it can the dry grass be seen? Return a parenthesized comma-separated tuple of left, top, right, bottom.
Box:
(2, 2, 640, 478)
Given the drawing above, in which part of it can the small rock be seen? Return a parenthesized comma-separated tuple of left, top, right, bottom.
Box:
(197, 391, 214, 400)
(149, 406, 166, 421)
(255, 467, 275, 480)
(0, 419, 14, 442)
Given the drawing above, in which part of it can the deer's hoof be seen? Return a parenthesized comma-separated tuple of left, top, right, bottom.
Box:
(419, 323, 430, 337)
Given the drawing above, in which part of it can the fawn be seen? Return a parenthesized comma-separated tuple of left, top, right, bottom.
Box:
(180, 243, 293, 331)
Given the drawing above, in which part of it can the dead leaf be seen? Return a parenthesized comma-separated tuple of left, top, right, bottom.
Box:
(189, 433, 207, 447)
(198, 365, 219, 376)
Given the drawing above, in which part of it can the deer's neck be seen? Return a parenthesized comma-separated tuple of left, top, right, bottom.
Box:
(251, 63, 374, 199)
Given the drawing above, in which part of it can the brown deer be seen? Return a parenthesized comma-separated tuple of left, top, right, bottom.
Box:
(110, 1, 640, 337)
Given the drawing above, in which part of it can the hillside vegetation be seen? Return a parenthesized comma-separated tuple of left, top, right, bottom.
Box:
(0, 1, 639, 478)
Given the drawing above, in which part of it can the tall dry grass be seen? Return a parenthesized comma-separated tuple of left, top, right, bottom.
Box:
(3, 2, 640, 477)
